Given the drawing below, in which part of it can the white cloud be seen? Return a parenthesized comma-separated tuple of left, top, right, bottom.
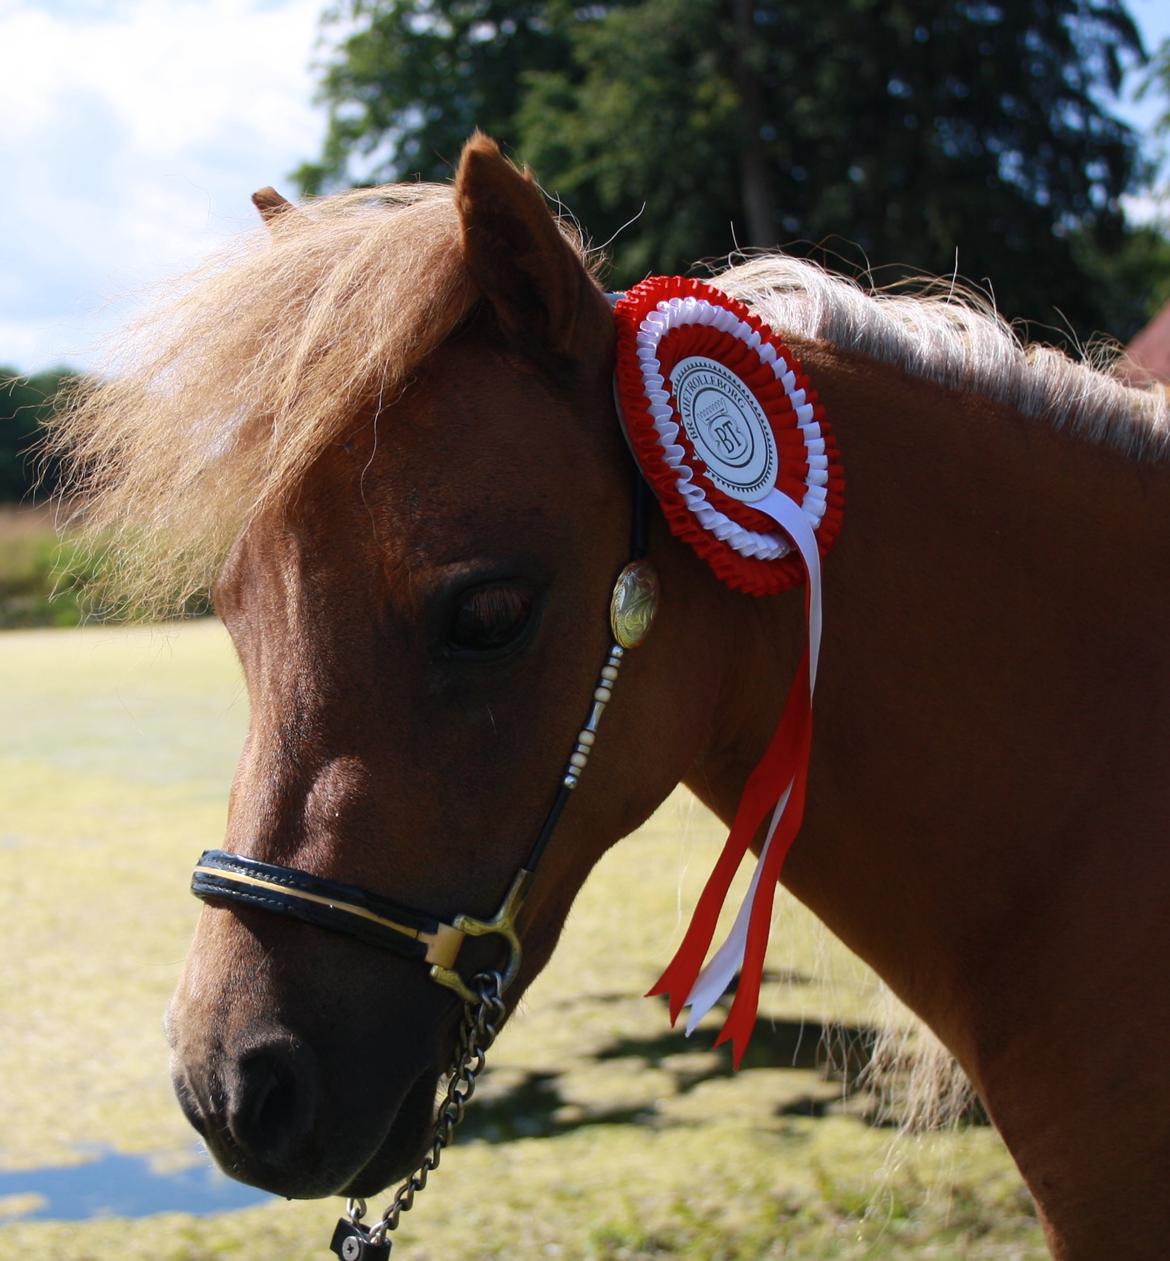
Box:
(1123, 188, 1170, 229)
(0, 0, 326, 372)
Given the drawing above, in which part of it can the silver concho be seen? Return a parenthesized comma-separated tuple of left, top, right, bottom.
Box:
(609, 561, 659, 649)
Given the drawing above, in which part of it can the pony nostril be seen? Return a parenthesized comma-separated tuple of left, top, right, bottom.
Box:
(172, 1072, 208, 1138)
(229, 1042, 319, 1165)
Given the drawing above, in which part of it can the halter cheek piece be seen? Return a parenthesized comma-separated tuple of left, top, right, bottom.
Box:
(190, 476, 656, 1004)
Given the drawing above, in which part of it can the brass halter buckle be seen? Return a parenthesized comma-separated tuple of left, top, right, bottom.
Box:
(428, 868, 532, 1003)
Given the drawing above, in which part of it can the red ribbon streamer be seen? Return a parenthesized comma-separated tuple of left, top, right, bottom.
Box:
(647, 590, 815, 1068)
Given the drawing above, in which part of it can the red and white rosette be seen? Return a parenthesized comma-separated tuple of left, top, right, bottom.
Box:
(613, 276, 844, 1067)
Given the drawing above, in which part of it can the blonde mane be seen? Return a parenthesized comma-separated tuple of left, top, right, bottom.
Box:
(50, 185, 480, 614)
(50, 178, 1167, 614)
(718, 255, 1170, 460)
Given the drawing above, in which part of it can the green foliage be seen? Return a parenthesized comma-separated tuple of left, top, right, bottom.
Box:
(1140, 34, 1170, 138)
(0, 509, 210, 628)
(0, 515, 95, 628)
(1072, 222, 1170, 345)
(295, 0, 576, 194)
(0, 367, 78, 504)
(297, 0, 1169, 343)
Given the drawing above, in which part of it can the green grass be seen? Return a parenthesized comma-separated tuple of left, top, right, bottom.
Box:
(0, 621, 1047, 1259)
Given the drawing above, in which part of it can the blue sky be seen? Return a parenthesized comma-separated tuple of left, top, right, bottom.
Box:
(2, 0, 1169, 375)
(0, 0, 324, 373)
(1122, 0, 1170, 132)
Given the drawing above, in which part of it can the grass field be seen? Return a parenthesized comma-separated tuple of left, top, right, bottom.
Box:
(0, 621, 1047, 1259)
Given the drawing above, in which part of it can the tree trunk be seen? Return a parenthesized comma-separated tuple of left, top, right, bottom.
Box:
(732, 0, 776, 248)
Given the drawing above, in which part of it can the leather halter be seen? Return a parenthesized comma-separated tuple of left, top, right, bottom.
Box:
(191, 474, 654, 1004)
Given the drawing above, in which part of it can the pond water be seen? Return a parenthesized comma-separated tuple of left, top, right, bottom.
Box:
(0, 1147, 276, 1221)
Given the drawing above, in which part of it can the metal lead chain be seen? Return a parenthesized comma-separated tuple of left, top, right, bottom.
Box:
(339, 971, 506, 1256)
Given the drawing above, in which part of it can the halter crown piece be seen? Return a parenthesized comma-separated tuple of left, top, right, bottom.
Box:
(612, 276, 844, 1068)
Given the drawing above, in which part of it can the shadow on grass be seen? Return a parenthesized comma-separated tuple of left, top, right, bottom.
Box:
(461, 1071, 654, 1143)
(461, 996, 987, 1144)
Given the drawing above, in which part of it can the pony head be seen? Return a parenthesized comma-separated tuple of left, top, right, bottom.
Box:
(143, 135, 733, 1197)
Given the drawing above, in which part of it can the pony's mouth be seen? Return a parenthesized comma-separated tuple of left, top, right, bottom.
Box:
(339, 1067, 444, 1198)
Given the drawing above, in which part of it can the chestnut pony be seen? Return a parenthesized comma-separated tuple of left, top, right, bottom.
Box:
(54, 135, 1170, 1260)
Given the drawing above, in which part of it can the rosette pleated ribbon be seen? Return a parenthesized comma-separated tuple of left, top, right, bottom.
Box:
(612, 277, 844, 1068)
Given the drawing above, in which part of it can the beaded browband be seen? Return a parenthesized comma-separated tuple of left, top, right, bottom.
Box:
(191, 475, 656, 1003)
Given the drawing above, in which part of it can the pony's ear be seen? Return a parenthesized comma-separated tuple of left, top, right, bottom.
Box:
(251, 186, 294, 225)
(454, 133, 593, 366)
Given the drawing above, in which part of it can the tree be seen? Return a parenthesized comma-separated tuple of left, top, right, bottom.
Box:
(0, 368, 77, 502)
(1072, 223, 1170, 349)
(1142, 34, 1170, 138)
(298, 0, 1159, 342)
(295, 0, 575, 194)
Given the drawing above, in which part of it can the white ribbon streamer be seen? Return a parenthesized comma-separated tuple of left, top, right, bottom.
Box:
(682, 487, 823, 1033)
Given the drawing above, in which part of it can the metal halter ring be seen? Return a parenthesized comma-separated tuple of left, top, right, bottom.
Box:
(427, 869, 531, 1003)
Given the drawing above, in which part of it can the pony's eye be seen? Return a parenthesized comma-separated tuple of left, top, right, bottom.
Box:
(448, 583, 535, 656)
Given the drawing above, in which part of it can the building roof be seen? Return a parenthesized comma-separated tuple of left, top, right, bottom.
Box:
(1119, 298, 1170, 385)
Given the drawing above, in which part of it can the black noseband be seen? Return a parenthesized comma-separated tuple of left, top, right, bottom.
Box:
(191, 849, 465, 966)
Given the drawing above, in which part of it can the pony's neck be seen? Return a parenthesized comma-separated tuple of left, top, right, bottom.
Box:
(684, 340, 1170, 1257)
